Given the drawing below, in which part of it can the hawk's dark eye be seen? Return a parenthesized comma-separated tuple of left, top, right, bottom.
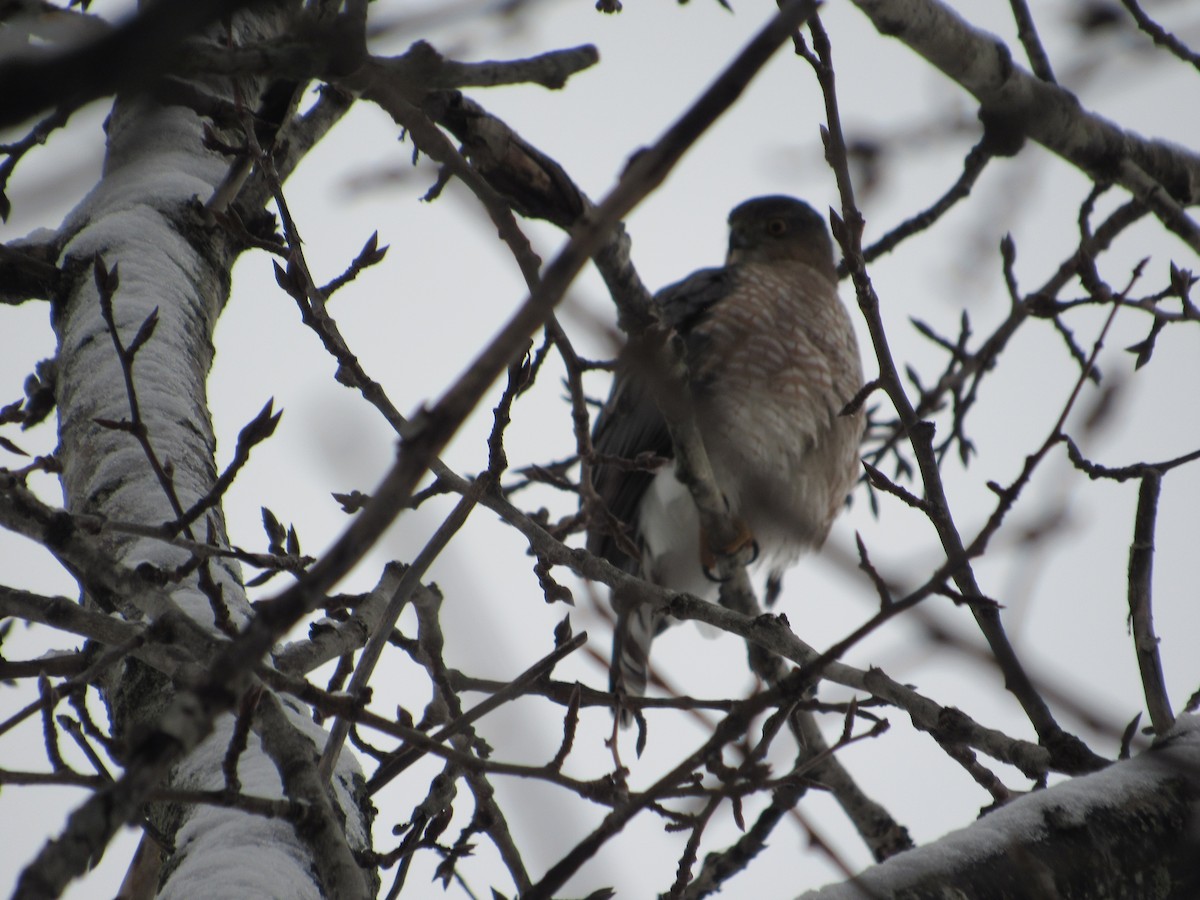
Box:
(766, 218, 787, 236)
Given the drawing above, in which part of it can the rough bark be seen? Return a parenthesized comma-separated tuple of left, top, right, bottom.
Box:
(23, 5, 374, 898)
(802, 720, 1200, 899)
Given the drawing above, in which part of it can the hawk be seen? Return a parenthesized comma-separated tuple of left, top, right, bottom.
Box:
(587, 195, 865, 720)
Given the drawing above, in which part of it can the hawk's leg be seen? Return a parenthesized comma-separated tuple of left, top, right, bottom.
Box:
(700, 517, 760, 582)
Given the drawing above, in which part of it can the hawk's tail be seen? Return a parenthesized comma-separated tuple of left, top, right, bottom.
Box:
(610, 603, 662, 727)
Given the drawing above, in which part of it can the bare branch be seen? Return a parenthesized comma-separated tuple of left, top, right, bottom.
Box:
(851, 0, 1200, 251)
(1118, 0, 1200, 72)
(1127, 473, 1174, 736)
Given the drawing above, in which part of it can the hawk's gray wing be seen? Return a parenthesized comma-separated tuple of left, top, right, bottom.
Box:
(586, 266, 734, 570)
(655, 267, 732, 332)
(588, 266, 738, 718)
(587, 371, 670, 572)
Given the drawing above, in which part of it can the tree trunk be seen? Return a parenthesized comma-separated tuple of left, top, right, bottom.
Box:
(20, 7, 373, 898)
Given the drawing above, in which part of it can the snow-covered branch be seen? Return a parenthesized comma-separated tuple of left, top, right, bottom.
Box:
(803, 718, 1200, 898)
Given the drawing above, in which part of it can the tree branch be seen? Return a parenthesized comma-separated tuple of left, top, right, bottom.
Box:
(1127, 473, 1173, 736)
(850, 0, 1200, 251)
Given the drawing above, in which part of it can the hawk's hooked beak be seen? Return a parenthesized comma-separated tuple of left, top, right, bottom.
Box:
(727, 226, 751, 264)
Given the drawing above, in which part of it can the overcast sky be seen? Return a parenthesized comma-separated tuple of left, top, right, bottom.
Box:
(2, 1, 1199, 896)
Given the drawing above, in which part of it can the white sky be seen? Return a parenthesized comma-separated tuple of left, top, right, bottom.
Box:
(2, 0, 1200, 897)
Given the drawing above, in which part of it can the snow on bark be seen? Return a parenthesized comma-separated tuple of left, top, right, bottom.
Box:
(56, 98, 246, 628)
(802, 716, 1200, 898)
(161, 699, 367, 900)
(36, 11, 373, 894)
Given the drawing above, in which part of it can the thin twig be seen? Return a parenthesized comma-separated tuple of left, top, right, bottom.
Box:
(367, 633, 587, 793)
(1127, 473, 1174, 735)
(1007, 0, 1057, 82)
(1118, 0, 1200, 73)
(805, 10, 1104, 771)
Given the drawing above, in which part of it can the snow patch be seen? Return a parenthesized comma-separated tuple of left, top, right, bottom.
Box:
(802, 716, 1200, 898)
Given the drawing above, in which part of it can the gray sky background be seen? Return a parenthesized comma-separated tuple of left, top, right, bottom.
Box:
(2, 1, 1199, 896)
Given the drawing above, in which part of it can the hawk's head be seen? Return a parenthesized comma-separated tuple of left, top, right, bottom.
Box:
(726, 195, 834, 274)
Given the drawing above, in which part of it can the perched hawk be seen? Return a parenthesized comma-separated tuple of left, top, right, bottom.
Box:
(588, 195, 865, 718)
